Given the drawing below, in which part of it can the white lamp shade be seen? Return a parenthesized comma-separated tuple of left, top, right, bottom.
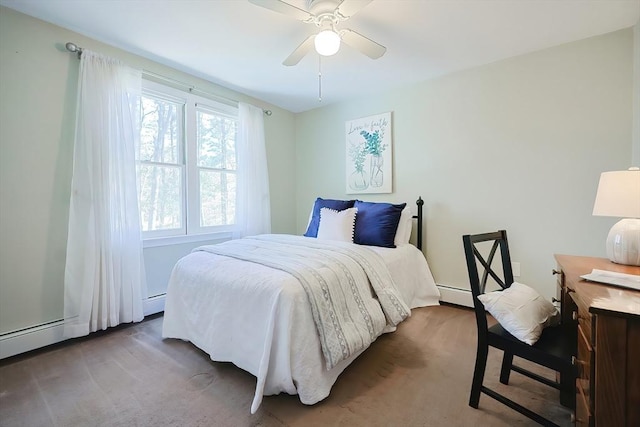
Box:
(592, 167, 640, 266)
(592, 168, 640, 218)
(314, 30, 340, 56)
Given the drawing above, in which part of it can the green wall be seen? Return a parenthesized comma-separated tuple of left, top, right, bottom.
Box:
(0, 7, 297, 334)
(0, 4, 635, 339)
(295, 29, 634, 300)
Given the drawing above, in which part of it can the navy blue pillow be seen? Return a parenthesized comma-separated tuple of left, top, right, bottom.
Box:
(304, 198, 356, 238)
(353, 201, 406, 248)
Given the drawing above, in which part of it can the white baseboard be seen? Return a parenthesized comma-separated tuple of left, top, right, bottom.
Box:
(0, 320, 66, 360)
(1, 288, 470, 360)
(437, 284, 473, 308)
(143, 294, 166, 316)
(1, 294, 166, 360)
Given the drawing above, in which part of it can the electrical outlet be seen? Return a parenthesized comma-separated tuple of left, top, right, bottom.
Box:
(511, 262, 521, 277)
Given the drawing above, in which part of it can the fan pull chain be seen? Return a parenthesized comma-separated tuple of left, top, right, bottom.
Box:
(318, 55, 322, 102)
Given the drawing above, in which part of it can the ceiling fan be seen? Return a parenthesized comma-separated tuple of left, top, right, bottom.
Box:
(249, 0, 386, 66)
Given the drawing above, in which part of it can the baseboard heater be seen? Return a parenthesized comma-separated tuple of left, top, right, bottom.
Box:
(2, 287, 470, 360)
(0, 294, 166, 360)
(436, 284, 473, 308)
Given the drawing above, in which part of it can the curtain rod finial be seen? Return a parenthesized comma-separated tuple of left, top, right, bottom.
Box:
(65, 42, 83, 58)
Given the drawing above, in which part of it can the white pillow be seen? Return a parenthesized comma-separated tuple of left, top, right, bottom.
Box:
(402, 211, 413, 243)
(317, 207, 358, 242)
(393, 206, 413, 246)
(477, 281, 560, 345)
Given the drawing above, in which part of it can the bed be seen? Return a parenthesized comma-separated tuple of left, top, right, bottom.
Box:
(162, 198, 440, 413)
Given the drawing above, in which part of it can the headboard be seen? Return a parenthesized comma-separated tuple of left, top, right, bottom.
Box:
(413, 197, 424, 251)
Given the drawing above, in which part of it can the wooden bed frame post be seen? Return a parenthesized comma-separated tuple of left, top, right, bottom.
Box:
(415, 197, 424, 251)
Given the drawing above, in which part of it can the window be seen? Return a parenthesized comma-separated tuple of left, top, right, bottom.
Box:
(137, 80, 238, 241)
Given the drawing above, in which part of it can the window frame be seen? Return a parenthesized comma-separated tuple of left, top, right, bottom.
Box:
(139, 79, 239, 246)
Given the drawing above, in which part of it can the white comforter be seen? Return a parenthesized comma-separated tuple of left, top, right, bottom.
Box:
(196, 235, 411, 370)
(162, 235, 440, 413)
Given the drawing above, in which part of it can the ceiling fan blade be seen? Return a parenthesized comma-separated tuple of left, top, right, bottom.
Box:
(336, 0, 373, 18)
(248, 0, 312, 21)
(340, 29, 386, 59)
(283, 35, 315, 66)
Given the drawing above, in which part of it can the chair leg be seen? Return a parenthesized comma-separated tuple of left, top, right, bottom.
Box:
(499, 352, 513, 385)
(559, 366, 575, 409)
(469, 344, 488, 408)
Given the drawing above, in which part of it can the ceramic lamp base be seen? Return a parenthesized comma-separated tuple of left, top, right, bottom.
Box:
(606, 218, 640, 266)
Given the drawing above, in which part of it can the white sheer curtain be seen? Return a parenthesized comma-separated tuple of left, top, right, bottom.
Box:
(234, 102, 271, 238)
(63, 50, 146, 338)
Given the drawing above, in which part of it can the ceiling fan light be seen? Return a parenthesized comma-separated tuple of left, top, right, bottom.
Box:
(314, 30, 340, 56)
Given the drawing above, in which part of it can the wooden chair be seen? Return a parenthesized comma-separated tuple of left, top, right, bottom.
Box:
(462, 230, 574, 427)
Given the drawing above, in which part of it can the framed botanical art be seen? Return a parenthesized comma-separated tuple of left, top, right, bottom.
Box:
(345, 112, 392, 194)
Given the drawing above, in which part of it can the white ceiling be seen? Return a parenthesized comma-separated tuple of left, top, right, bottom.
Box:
(1, 0, 638, 113)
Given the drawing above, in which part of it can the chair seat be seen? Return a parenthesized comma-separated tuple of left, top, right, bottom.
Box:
(488, 323, 573, 371)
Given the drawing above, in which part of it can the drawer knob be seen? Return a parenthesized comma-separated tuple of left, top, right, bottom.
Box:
(552, 297, 560, 303)
(552, 269, 561, 275)
(572, 311, 578, 321)
(571, 356, 576, 366)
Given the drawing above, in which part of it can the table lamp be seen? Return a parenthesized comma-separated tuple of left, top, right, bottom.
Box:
(592, 167, 640, 266)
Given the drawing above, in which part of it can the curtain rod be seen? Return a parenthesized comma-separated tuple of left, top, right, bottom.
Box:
(64, 42, 272, 116)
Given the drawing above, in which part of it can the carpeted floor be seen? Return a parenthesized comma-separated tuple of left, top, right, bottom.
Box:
(0, 304, 571, 426)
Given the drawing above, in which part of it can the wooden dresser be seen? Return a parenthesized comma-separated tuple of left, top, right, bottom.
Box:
(554, 255, 640, 427)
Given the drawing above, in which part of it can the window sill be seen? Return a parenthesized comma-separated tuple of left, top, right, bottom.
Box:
(143, 231, 233, 248)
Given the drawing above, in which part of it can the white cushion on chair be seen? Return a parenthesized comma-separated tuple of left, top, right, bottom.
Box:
(477, 281, 560, 345)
